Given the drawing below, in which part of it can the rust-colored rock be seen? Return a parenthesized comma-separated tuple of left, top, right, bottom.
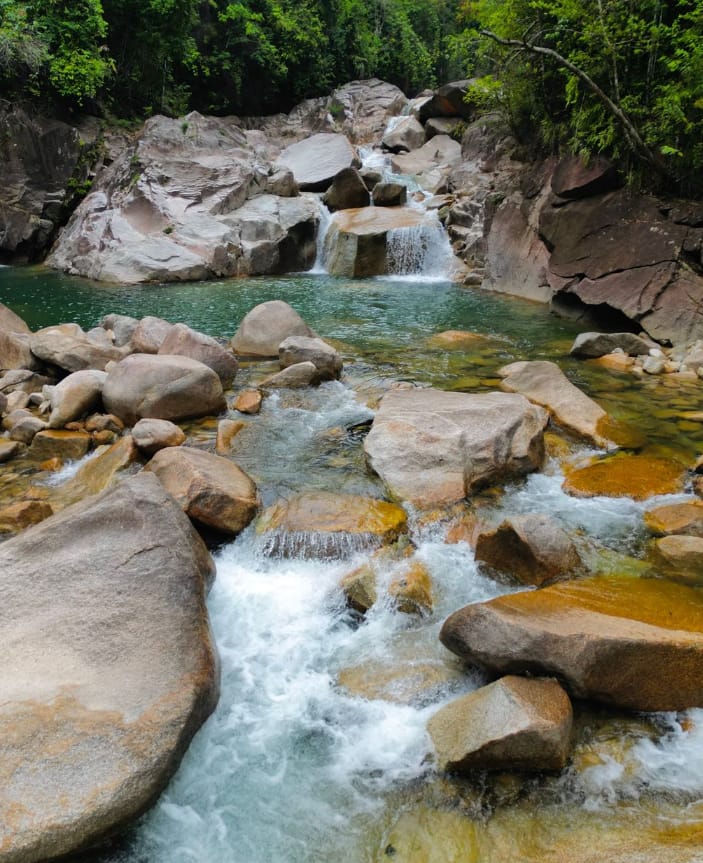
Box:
(29, 429, 92, 461)
(50, 436, 139, 510)
(563, 454, 686, 500)
(216, 419, 244, 454)
(389, 560, 433, 616)
(440, 575, 703, 711)
(340, 563, 378, 614)
(0, 499, 53, 533)
(427, 676, 573, 773)
(645, 500, 703, 537)
(338, 660, 464, 707)
(655, 535, 703, 584)
(233, 390, 263, 414)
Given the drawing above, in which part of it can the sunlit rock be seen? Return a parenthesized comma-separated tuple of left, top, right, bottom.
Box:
(30, 323, 123, 373)
(276, 132, 357, 191)
(441, 574, 703, 711)
(428, 676, 573, 773)
(563, 454, 687, 500)
(231, 300, 316, 358)
(131, 418, 185, 455)
(48, 436, 138, 510)
(158, 323, 238, 387)
(0, 473, 217, 863)
(645, 500, 703, 537)
(47, 369, 107, 429)
(279, 336, 342, 381)
(29, 429, 92, 461)
(364, 388, 547, 508)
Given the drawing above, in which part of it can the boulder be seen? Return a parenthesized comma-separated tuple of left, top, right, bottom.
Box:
(427, 676, 573, 773)
(0, 473, 217, 862)
(102, 354, 226, 426)
(364, 388, 547, 508)
(499, 360, 626, 448)
(391, 136, 462, 189)
(340, 564, 378, 614)
(327, 79, 408, 144)
(475, 514, 581, 586)
(231, 300, 316, 358)
(146, 446, 259, 535)
(129, 316, 175, 354)
(29, 324, 123, 373)
(323, 167, 370, 211)
(388, 559, 433, 616)
(232, 390, 263, 414)
(158, 323, 239, 386)
(132, 418, 186, 455)
(259, 360, 321, 388)
(323, 206, 432, 277)
(551, 155, 619, 199)
(0, 330, 41, 372)
(0, 303, 30, 334)
(276, 133, 357, 191)
(48, 369, 107, 429)
(425, 116, 464, 138)
(570, 331, 653, 358)
(381, 116, 426, 153)
(256, 491, 407, 559)
(655, 535, 703, 582)
(0, 439, 22, 463)
(440, 574, 703, 711)
(563, 454, 686, 500)
(418, 80, 477, 123)
(279, 336, 342, 380)
(645, 500, 703, 537)
(101, 313, 139, 347)
(371, 182, 407, 207)
(29, 429, 92, 461)
(9, 414, 46, 444)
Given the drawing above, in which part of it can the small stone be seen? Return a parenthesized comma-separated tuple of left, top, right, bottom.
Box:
(132, 418, 186, 455)
(643, 356, 665, 374)
(389, 560, 433, 615)
(233, 390, 263, 414)
(216, 419, 245, 454)
(0, 499, 53, 533)
(9, 415, 47, 445)
(340, 564, 378, 614)
(0, 440, 22, 463)
(259, 361, 320, 389)
(92, 429, 117, 445)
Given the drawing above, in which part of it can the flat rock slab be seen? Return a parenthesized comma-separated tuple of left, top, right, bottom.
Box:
(364, 388, 548, 508)
(146, 446, 259, 536)
(563, 454, 687, 500)
(256, 491, 407, 559)
(0, 473, 217, 862)
(440, 574, 703, 711)
(276, 132, 356, 191)
(427, 676, 573, 773)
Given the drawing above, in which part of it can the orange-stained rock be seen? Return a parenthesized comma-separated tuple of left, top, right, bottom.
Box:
(338, 660, 465, 707)
(475, 514, 581, 586)
(427, 676, 573, 773)
(257, 491, 407, 559)
(427, 330, 487, 350)
(389, 560, 433, 615)
(0, 499, 53, 533)
(216, 418, 245, 454)
(440, 574, 703, 711)
(50, 436, 139, 510)
(29, 429, 92, 461)
(233, 389, 263, 414)
(92, 429, 117, 445)
(645, 500, 703, 537)
(39, 457, 63, 472)
(563, 454, 687, 500)
(445, 513, 481, 547)
(587, 352, 636, 373)
(340, 564, 378, 614)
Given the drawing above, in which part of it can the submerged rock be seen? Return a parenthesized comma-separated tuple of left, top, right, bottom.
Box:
(0, 473, 218, 862)
(427, 676, 573, 773)
(364, 388, 547, 508)
(440, 574, 703, 711)
(338, 659, 465, 707)
(563, 454, 687, 500)
(257, 491, 407, 558)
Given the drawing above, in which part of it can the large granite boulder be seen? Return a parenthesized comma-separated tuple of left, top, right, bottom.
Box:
(427, 676, 573, 773)
(46, 112, 318, 284)
(0, 329, 40, 372)
(0, 473, 218, 862)
(364, 389, 548, 508)
(30, 323, 124, 372)
(102, 354, 226, 425)
(440, 574, 703, 711)
(391, 135, 462, 192)
(146, 446, 259, 535)
(231, 300, 316, 358)
(158, 323, 239, 386)
(417, 80, 477, 123)
(381, 116, 426, 153)
(323, 167, 370, 211)
(475, 514, 581, 586)
(129, 316, 175, 354)
(276, 133, 357, 191)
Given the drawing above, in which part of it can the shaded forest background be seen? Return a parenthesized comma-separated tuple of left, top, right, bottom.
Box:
(1, 0, 701, 194)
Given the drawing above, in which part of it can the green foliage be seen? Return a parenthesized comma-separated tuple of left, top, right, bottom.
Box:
(0, 0, 47, 94)
(454, 0, 703, 194)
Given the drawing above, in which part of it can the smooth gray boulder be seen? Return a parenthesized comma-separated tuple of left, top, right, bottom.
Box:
(48, 369, 107, 428)
(427, 676, 573, 773)
(570, 331, 653, 358)
(146, 446, 258, 535)
(129, 316, 175, 354)
(259, 361, 321, 389)
(0, 303, 31, 334)
(131, 417, 186, 455)
(0, 473, 218, 862)
(364, 388, 548, 508)
(102, 354, 226, 425)
(0, 329, 41, 371)
(231, 300, 316, 358)
(158, 323, 239, 386)
(381, 116, 426, 153)
(101, 313, 139, 347)
(278, 336, 342, 380)
(29, 324, 124, 372)
(276, 132, 357, 191)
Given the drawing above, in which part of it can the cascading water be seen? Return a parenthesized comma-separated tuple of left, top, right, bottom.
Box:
(385, 218, 456, 281)
(310, 201, 333, 275)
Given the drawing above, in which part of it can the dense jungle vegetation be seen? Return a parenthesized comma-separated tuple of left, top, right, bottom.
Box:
(0, 0, 701, 194)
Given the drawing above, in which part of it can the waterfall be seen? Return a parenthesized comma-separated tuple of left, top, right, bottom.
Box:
(385, 217, 456, 281)
(310, 200, 332, 274)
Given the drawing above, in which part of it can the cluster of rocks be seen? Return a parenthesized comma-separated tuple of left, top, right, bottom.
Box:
(570, 330, 703, 381)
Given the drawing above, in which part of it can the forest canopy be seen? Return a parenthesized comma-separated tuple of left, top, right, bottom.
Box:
(1, 0, 700, 193)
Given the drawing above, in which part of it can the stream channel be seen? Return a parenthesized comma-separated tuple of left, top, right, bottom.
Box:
(2, 255, 703, 860)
